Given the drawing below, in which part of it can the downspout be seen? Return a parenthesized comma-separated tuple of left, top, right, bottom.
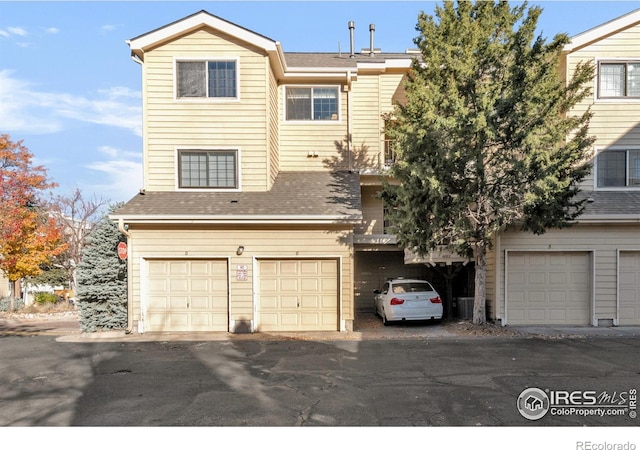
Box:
(346, 70, 353, 172)
(117, 218, 134, 334)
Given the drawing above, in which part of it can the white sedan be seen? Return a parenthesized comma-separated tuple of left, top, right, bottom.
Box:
(374, 278, 443, 326)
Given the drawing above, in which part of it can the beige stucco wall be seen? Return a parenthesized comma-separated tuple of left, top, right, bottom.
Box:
(127, 224, 355, 331)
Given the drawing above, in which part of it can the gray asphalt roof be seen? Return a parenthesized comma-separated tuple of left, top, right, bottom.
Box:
(579, 190, 640, 217)
(113, 171, 362, 220)
(283, 52, 415, 68)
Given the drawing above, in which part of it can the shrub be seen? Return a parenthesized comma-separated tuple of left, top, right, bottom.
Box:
(34, 292, 60, 305)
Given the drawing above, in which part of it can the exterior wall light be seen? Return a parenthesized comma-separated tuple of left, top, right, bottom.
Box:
(237, 246, 244, 255)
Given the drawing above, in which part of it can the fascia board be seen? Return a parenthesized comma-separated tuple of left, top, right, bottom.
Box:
(128, 12, 277, 52)
(565, 9, 640, 52)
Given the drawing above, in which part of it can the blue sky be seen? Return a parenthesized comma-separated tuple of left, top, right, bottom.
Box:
(2, 0, 640, 204)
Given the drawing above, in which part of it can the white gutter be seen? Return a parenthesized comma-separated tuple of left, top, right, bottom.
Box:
(109, 216, 362, 225)
(577, 215, 640, 223)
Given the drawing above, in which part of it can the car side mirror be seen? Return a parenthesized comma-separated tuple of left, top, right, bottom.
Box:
(373, 289, 381, 294)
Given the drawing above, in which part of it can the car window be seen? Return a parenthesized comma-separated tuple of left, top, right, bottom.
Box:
(382, 283, 390, 294)
(393, 282, 434, 293)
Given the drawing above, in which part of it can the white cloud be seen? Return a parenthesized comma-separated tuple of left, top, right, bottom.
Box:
(0, 70, 142, 136)
(7, 26, 27, 36)
(45, 27, 59, 35)
(0, 29, 9, 38)
(101, 24, 122, 33)
(85, 158, 143, 203)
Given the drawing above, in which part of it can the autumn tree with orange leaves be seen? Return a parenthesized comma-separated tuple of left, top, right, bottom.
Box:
(0, 134, 67, 310)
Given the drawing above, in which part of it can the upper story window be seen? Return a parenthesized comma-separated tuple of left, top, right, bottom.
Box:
(176, 60, 237, 99)
(285, 87, 339, 121)
(597, 149, 640, 188)
(598, 61, 640, 98)
(178, 149, 238, 189)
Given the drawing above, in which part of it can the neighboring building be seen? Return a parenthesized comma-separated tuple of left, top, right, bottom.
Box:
(483, 9, 640, 326)
(113, 9, 640, 333)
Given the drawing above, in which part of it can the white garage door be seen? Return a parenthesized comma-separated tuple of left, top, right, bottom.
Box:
(619, 252, 640, 325)
(258, 259, 338, 331)
(145, 259, 229, 332)
(507, 252, 591, 325)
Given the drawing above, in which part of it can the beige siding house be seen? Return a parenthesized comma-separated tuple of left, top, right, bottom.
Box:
(113, 9, 640, 334)
(485, 9, 640, 326)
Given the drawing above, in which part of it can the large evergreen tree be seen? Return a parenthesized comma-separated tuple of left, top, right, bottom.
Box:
(381, 0, 595, 324)
(76, 203, 127, 332)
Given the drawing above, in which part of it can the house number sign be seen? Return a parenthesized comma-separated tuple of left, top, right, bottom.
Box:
(236, 265, 248, 281)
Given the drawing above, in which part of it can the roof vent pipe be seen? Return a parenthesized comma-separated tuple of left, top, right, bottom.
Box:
(349, 21, 355, 58)
(369, 24, 375, 57)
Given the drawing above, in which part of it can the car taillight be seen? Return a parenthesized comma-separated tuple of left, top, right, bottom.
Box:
(390, 298, 405, 305)
(430, 296, 442, 304)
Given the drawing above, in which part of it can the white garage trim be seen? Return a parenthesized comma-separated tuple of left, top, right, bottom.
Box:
(616, 249, 640, 326)
(504, 249, 596, 326)
(140, 256, 231, 333)
(253, 256, 343, 332)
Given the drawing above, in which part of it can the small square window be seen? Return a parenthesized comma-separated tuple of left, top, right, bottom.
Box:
(599, 62, 640, 98)
(597, 149, 640, 188)
(179, 150, 238, 189)
(285, 87, 339, 121)
(177, 60, 237, 99)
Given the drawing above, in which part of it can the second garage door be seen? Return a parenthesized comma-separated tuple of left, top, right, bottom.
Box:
(146, 259, 229, 332)
(258, 259, 339, 331)
(619, 252, 640, 325)
(506, 251, 591, 325)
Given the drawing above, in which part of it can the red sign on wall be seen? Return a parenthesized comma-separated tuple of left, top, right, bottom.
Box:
(117, 242, 128, 260)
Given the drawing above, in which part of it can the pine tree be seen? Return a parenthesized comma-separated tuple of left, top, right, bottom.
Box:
(381, 0, 595, 324)
(76, 204, 127, 332)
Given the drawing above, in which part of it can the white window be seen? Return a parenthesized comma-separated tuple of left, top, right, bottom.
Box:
(597, 149, 640, 187)
(285, 87, 339, 121)
(178, 150, 238, 189)
(176, 60, 237, 99)
(598, 62, 640, 98)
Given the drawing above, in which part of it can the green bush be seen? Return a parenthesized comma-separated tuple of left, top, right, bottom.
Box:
(34, 292, 60, 305)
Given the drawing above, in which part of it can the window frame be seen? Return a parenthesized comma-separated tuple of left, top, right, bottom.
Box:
(175, 147, 241, 191)
(174, 57, 240, 102)
(597, 59, 640, 100)
(283, 85, 341, 123)
(595, 146, 640, 190)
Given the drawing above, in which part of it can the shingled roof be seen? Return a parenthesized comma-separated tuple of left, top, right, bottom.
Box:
(112, 171, 362, 223)
(578, 190, 640, 220)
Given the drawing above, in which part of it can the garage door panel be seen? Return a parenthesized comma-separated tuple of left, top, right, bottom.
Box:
(281, 279, 299, 291)
(507, 252, 590, 325)
(300, 295, 319, 308)
(301, 278, 318, 291)
(146, 259, 228, 332)
(169, 279, 188, 292)
(258, 259, 338, 331)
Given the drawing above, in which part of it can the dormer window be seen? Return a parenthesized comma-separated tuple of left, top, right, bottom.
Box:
(285, 87, 339, 121)
(598, 61, 640, 98)
(176, 60, 238, 99)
